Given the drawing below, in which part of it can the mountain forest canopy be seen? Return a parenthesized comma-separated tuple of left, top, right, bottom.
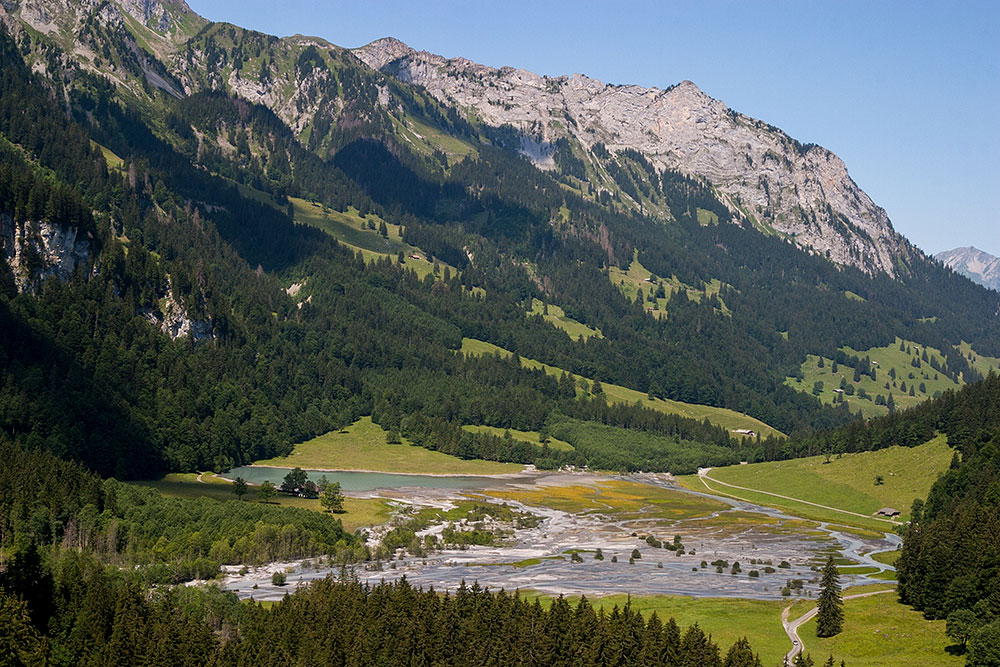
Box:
(0, 0, 998, 664)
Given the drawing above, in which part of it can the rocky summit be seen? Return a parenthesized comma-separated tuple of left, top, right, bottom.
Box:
(935, 246, 1000, 291)
(354, 37, 910, 276)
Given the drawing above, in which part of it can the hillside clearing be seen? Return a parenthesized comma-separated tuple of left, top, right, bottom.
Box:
(462, 424, 574, 451)
(254, 416, 522, 475)
(291, 197, 458, 280)
(785, 338, 971, 418)
(528, 298, 602, 339)
(461, 337, 782, 438)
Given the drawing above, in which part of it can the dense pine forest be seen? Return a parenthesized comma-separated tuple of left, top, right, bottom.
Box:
(1, 2, 999, 664)
(3, 561, 786, 667)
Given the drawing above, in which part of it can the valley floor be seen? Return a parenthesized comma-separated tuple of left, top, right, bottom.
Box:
(149, 430, 959, 667)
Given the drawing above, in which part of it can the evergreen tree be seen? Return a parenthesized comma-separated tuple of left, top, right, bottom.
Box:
(816, 556, 843, 637)
(722, 637, 761, 667)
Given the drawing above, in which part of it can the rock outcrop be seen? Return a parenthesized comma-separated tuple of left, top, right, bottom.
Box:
(147, 295, 215, 342)
(935, 246, 1000, 292)
(141, 277, 215, 343)
(1, 217, 92, 293)
(354, 38, 910, 276)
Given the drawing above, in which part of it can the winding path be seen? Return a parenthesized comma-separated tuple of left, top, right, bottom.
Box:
(696, 469, 901, 526)
(782, 590, 896, 663)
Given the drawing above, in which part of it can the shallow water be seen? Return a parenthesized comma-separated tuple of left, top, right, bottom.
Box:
(224, 466, 503, 491)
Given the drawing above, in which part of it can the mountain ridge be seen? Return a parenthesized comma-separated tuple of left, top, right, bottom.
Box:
(353, 36, 911, 277)
(935, 246, 1000, 292)
(0, 3, 917, 277)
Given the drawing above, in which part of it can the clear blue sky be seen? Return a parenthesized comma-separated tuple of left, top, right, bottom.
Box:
(189, 0, 999, 257)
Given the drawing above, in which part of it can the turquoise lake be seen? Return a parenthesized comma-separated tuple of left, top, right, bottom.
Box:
(224, 466, 501, 491)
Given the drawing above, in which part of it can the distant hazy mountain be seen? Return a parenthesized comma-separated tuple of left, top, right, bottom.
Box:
(935, 247, 1000, 291)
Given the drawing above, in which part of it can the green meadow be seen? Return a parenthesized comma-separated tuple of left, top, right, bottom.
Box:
(527, 298, 602, 339)
(799, 592, 960, 667)
(677, 435, 952, 528)
(290, 197, 458, 280)
(255, 416, 522, 475)
(608, 256, 729, 318)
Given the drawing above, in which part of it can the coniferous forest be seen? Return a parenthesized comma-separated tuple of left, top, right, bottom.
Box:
(1, 2, 999, 665)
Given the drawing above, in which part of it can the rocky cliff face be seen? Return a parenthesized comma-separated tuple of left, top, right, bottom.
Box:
(1, 217, 92, 293)
(143, 295, 215, 342)
(935, 247, 1000, 292)
(141, 276, 215, 343)
(354, 38, 910, 276)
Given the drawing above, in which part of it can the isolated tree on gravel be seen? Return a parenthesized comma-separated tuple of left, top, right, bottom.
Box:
(816, 556, 843, 637)
(232, 476, 248, 501)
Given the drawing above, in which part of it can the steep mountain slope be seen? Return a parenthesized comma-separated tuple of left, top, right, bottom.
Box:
(354, 37, 911, 277)
(1, 0, 999, 482)
(935, 246, 1000, 292)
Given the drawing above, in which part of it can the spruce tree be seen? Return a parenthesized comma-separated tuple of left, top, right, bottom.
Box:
(816, 556, 843, 637)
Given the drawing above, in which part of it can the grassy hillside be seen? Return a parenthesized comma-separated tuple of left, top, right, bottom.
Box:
(291, 197, 457, 280)
(785, 338, 968, 418)
(461, 338, 783, 438)
(254, 416, 522, 475)
(608, 256, 728, 318)
(798, 592, 960, 667)
(957, 340, 1000, 376)
(462, 424, 574, 452)
(677, 435, 952, 527)
(527, 298, 602, 339)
